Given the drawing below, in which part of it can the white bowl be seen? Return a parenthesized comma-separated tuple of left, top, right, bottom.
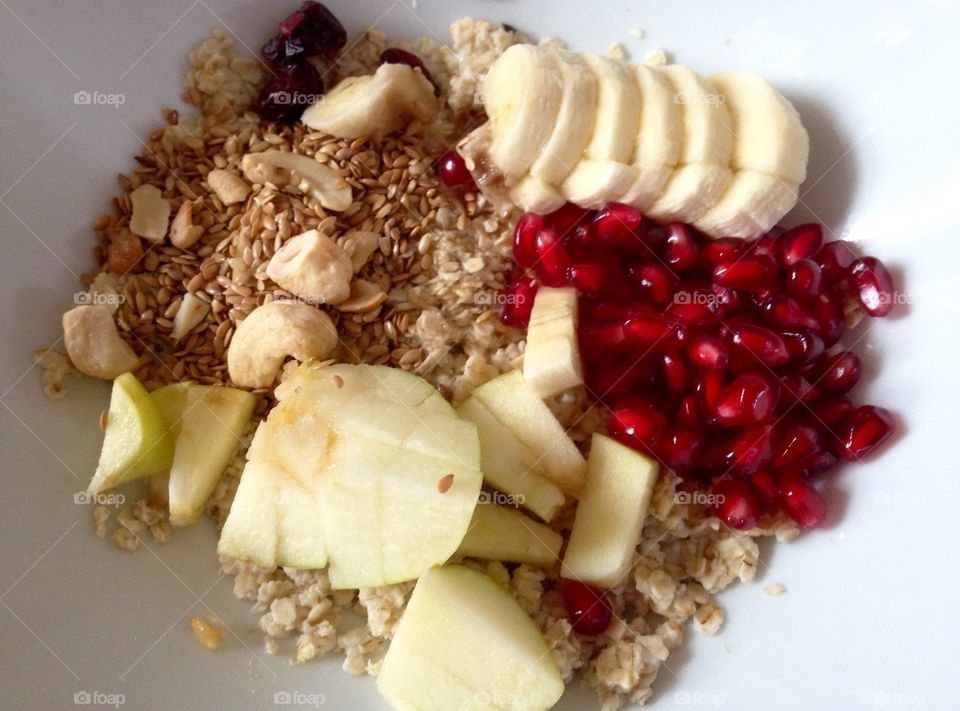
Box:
(2, 1, 959, 709)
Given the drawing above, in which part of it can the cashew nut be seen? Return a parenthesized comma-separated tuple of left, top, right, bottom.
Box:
(62, 305, 139, 380)
(129, 185, 171, 243)
(336, 279, 388, 313)
(227, 301, 338, 388)
(206, 169, 251, 206)
(266, 229, 352, 305)
(341, 230, 381, 273)
(240, 151, 352, 212)
(170, 292, 211, 342)
(169, 201, 204, 249)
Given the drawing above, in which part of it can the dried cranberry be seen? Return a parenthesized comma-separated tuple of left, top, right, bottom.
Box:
(262, 1, 347, 65)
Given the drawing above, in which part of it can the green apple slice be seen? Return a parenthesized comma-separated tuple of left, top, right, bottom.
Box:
(456, 504, 563, 566)
(150, 383, 256, 527)
(87, 373, 174, 495)
(377, 565, 564, 711)
(561, 433, 659, 587)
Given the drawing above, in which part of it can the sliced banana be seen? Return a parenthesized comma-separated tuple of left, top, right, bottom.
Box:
(644, 163, 732, 223)
(693, 171, 799, 238)
(301, 63, 438, 140)
(483, 45, 565, 180)
(560, 54, 641, 208)
(509, 176, 566, 215)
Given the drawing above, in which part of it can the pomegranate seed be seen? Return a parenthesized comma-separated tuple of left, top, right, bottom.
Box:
(695, 371, 727, 424)
(778, 374, 820, 408)
(567, 263, 608, 297)
(686, 333, 729, 370)
(593, 203, 643, 248)
(608, 404, 666, 452)
(713, 373, 779, 426)
(749, 470, 780, 512)
(838, 405, 895, 461)
(579, 321, 628, 359)
(436, 150, 473, 188)
(762, 294, 820, 331)
(748, 233, 778, 259)
(819, 351, 862, 394)
(713, 254, 778, 291)
(624, 313, 686, 352)
(559, 580, 612, 636)
(778, 448, 838, 480)
(773, 421, 821, 469)
(499, 277, 537, 328)
(583, 357, 650, 400)
(781, 330, 826, 364)
(380, 48, 440, 95)
(785, 258, 823, 299)
(534, 228, 572, 286)
(816, 240, 857, 282)
(724, 425, 773, 475)
(848, 257, 894, 317)
(728, 323, 789, 366)
(656, 426, 703, 473)
(512, 213, 542, 269)
(563, 223, 596, 260)
(711, 284, 744, 316)
(659, 353, 692, 395)
(811, 395, 854, 430)
(667, 299, 720, 328)
(812, 295, 845, 346)
(711, 479, 759, 529)
(662, 223, 700, 272)
(628, 263, 678, 305)
(702, 237, 747, 265)
(676, 396, 700, 426)
(544, 203, 591, 238)
(776, 223, 823, 267)
(779, 474, 828, 528)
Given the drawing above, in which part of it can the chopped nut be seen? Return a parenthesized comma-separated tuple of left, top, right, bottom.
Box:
(190, 616, 226, 651)
(764, 583, 786, 596)
(206, 168, 251, 205)
(62, 305, 139, 380)
(129, 184, 171, 243)
(240, 151, 352, 212)
(437, 474, 454, 493)
(170, 292, 211, 342)
(169, 201, 204, 249)
(266, 229, 352, 305)
(342, 230, 381, 273)
(336, 279, 387, 313)
(105, 229, 144, 275)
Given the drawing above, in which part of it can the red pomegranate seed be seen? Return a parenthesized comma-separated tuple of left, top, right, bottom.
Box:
(778, 448, 838, 480)
(812, 295, 845, 346)
(437, 150, 473, 188)
(583, 357, 650, 400)
(544, 203, 591, 238)
(624, 313, 686, 352)
(711, 479, 759, 529)
(559, 580, 612, 636)
(728, 323, 789, 366)
(686, 333, 729, 370)
(811, 395, 854, 430)
(748, 233, 778, 259)
(779, 474, 828, 528)
(713, 254, 778, 291)
(567, 263, 607, 297)
(785, 258, 823, 299)
(579, 321, 627, 359)
(656, 426, 703, 473)
(711, 285, 744, 316)
(702, 237, 747, 265)
(676, 396, 700, 426)
(608, 404, 666, 452)
(512, 213, 542, 269)
(848, 257, 894, 317)
(662, 223, 700, 272)
(534, 228, 572, 286)
(593, 202, 643, 248)
(838, 405, 895, 461)
(713, 373, 779, 426)
(762, 294, 821, 331)
(659, 353, 692, 395)
(696, 371, 727, 424)
(773, 420, 821, 469)
(776, 223, 823, 267)
(629, 263, 678, 305)
(819, 351, 862, 394)
(781, 330, 826, 364)
(499, 277, 537, 328)
(749, 469, 779, 511)
(816, 240, 857, 282)
(778, 374, 820, 408)
(724, 425, 773, 475)
(668, 297, 720, 327)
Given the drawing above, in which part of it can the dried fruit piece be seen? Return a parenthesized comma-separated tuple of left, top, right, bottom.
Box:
(169, 201, 204, 250)
(206, 169, 251, 206)
(261, 1, 347, 65)
(129, 185, 170, 243)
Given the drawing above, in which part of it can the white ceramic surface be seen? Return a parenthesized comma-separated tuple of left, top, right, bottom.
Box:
(2, 1, 959, 709)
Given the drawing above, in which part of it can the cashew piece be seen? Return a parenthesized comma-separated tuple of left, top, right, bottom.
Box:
(266, 229, 352, 305)
(129, 185, 171, 243)
(227, 301, 338, 388)
(341, 230, 381, 273)
(63, 305, 139, 380)
(206, 169, 251, 206)
(240, 151, 352, 212)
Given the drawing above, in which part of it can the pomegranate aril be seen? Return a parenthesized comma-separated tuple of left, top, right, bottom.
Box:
(713, 372, 779, 426)
(608, 404, 666, 452)
(702, 237, 747, 265)
(816, 240, 857, 282)
(695, 371, 726, 425)
(838, 405, 895, 461)
(762, 294, 821, 331)
(559, 580, 612, 636)
(812, 295, 845, 346)
(534, 228, 572, 286)
(579, 321, 627, 359)
(659, 353, 692, 395)
(778, 374, 820, 408)
(629, 263, 678, 305)
(749, 470, 780, 512)
(847, 257, 894, 317)
(724, 425, 773, 475)
(624, 313, 686, 352)
(436, 150, 473, 188)
(781, 330, 826, 364)
(778, 448, 838, 480)
(593, 203, 643, 248)
(566, 263, 608, 296)
(728, 323, 789, 366)
(380, 48, 440, 95)
(662, 223, 700, 272)
(819, 351, 862, 394)
(583, 357, 649, 400)
(686, 333, 729, 370)
(655, 426, 703, 473)
(668, 298, 720, 327)
(811, 395, 854, 430)
(512, 213, 542, 269)
(773, 421, 822, 469)
(676, 396, 700, 426)
(711, 285, 744, 316)
(779, 474, 828, 528)
(776, 223, 823, 267)
(544, 203, 591, 238)
(499, 277, 537, 328)
(711, 479, 759, 530)
(785, 258, 823, 299)
(748, 233, 778, 259)
(713, 255, 778, 291)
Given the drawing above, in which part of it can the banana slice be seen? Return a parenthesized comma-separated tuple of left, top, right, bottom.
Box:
(560, 55, 640, 208)
(618, 65, 683, 211)
(483, 45, 565, 180)
(693, 171, 799, 238)
(645, 67, 733, 222)
(509, 176, 566, 214)
(709, 71, 809, 183)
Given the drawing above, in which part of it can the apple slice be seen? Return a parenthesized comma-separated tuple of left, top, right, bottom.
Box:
(522, 286, 582, 398)
(471, 371, 587, 496)
(457, 396, 566, 522)
(87, 373, 174, 495)
(150, 383, 256, 526)
(561, 433, 659, 587)
(218, 364, 483, 587)
(456, 504, 563, 566)
(377, 565, 564, 711)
